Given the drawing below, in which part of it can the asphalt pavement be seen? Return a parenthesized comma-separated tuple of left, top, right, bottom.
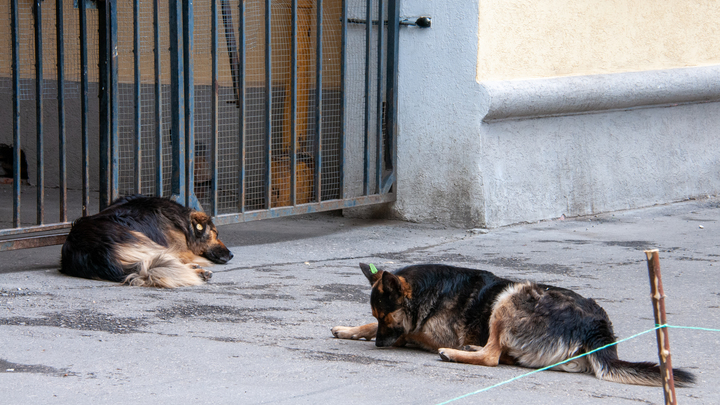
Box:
(1, 198, 719, 404)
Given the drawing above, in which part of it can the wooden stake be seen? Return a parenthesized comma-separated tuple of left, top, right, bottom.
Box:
(644, 249, 677, 405)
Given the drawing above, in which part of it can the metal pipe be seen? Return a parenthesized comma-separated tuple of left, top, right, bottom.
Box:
(375, 0, 384, 193)
(290, 0, 297, 206)
(11, 0, 20, 227)
(34, 0, 45, 223)
(133, 0, 141, 194)
(238, 0, 246, 212)
(315, 0, 323, 202)
(184, 0, 198, 209)
(57, 0, 67, 222)
(211, 0, 219, 216)
(170, 0, 186, 203)
(154, 0, 162, 196)
(110, 0, 119, 203)
(362, 0, 371, 195)
(383, 0, 399, 193)
(339, 0, 347, 198)
(264, 0, 272, 209)
(79, 0, 89, 216)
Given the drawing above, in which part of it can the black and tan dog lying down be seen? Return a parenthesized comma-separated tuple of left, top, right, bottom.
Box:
(60, 195, 233, 288)
(332, 263, 695, 387)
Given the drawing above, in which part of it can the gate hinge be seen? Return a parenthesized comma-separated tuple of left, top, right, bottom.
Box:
(347, 16, 432, 28)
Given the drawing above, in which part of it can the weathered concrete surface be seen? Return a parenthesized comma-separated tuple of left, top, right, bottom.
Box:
(1, 198, 719, 404)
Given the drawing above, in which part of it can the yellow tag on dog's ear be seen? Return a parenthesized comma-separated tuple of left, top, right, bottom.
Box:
(196, 223, 203, 231)
(369, 264, 378, 274)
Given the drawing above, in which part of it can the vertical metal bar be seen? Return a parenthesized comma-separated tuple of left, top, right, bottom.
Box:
(290, 0, 297, 206)
(264, 0, 272, 209)
(375, 0, 385, 194)
(34, 0, 45, 224)
(238, 0, 246, 212)
(99, 0, 111, 208)
(10, 0, 21, 228)
(375, 0, 384, 194)
(339, 0, 347, 199)
(362, 0, 371, 195)
(154, 0, 162, 196)
(109, 0, 119, 202)
(211, 0, 219, 216)
(80, 0, 90, 216)
(133, 0, 141, 194)
(170, 0, 186, 203)
(184, 0, 198, 209)
(383, 0, 399, 193)
(56, 0, 67, 222)
(314, 0, 323, 202)
(220, 0, 240, 108)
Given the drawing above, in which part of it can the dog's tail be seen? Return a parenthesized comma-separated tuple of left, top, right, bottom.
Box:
(117, 232, 212, 288)
(587, 346, 695, 387)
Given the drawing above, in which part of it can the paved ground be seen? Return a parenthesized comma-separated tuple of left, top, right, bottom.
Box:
(1, 198, 719, 404)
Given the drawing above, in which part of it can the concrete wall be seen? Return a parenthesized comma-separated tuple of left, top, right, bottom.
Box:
(370, 0, 720, 228)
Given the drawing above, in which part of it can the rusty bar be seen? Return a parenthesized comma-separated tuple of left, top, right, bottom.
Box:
(212, 192, 396, 225)
(0, 234, 68, 252)
(644, 249, 677, 405)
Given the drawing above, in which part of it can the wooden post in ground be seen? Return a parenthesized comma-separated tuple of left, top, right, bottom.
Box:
(644, 249, 677, 405)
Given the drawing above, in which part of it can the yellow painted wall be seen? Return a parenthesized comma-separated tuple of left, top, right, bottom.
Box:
(477, 0, 720, 81)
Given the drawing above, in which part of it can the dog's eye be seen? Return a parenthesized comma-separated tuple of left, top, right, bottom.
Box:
(196, 224, 203, 231)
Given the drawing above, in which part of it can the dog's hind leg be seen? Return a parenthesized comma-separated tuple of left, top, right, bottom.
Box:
(331, 323, 378, 340)
(438, 315, 506, 366)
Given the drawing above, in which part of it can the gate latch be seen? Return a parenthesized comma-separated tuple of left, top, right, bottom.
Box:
(347, 16, 432, 29)
(400, 16, 432, 28)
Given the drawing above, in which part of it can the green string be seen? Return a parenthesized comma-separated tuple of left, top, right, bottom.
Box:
(435, 323, 717, 405)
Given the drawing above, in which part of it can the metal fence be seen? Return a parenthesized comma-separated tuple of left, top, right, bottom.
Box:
(0, 0, 397, 250)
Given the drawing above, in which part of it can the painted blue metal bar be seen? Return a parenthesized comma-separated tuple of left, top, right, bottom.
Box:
(339, 0, 347, 199)
(170, 0, 186, 204)
(212, 192, 395, 225)
(238, 0, 246, 212)
(109, 0, 119, 203)
(375, 0, 384, 193)
(382, 0, 399, 193)
(184, 0, 199, 210)
(56, 0, 67, 222)
(79, 0, 89, 216)
(133, 0, 141, 194)
(154, 0, 162, 196)
(315, 0, 323, 202)
(10, 0, 20, 227)
(99, 0, 111, 208)
(211, 0, 219, 216)
(290, 0, 297, 206)
(362, 0, 371, 195)
(264, 0, 272, 209)
(34, 0, 44, 224)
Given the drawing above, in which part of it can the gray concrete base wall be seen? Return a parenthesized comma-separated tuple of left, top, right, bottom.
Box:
(366, 0, 720, 229)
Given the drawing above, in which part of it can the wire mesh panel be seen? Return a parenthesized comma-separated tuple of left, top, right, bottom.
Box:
(0, 0, 397, 250)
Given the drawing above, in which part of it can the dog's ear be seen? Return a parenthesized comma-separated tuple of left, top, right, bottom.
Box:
(380, 270, 403, 297)
(190, 211, 210, 237)
(359, 263, 383, 285)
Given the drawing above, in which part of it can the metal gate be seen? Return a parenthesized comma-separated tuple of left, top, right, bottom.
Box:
(0, 0, 397, 250)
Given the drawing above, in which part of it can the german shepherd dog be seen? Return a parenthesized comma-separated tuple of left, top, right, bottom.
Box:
(332, 263, 695, 387)
(60, 195, 233, 288)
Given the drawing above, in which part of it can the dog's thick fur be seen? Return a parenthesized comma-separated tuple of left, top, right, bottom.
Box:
(60, 195, 233, 288)
(332, 263, 695, 387)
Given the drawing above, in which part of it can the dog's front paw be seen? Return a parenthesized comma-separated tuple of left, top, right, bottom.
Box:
(438, 348, 457, 362)
(196, 268, 212, 281)
(331, 326, 362, 340)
